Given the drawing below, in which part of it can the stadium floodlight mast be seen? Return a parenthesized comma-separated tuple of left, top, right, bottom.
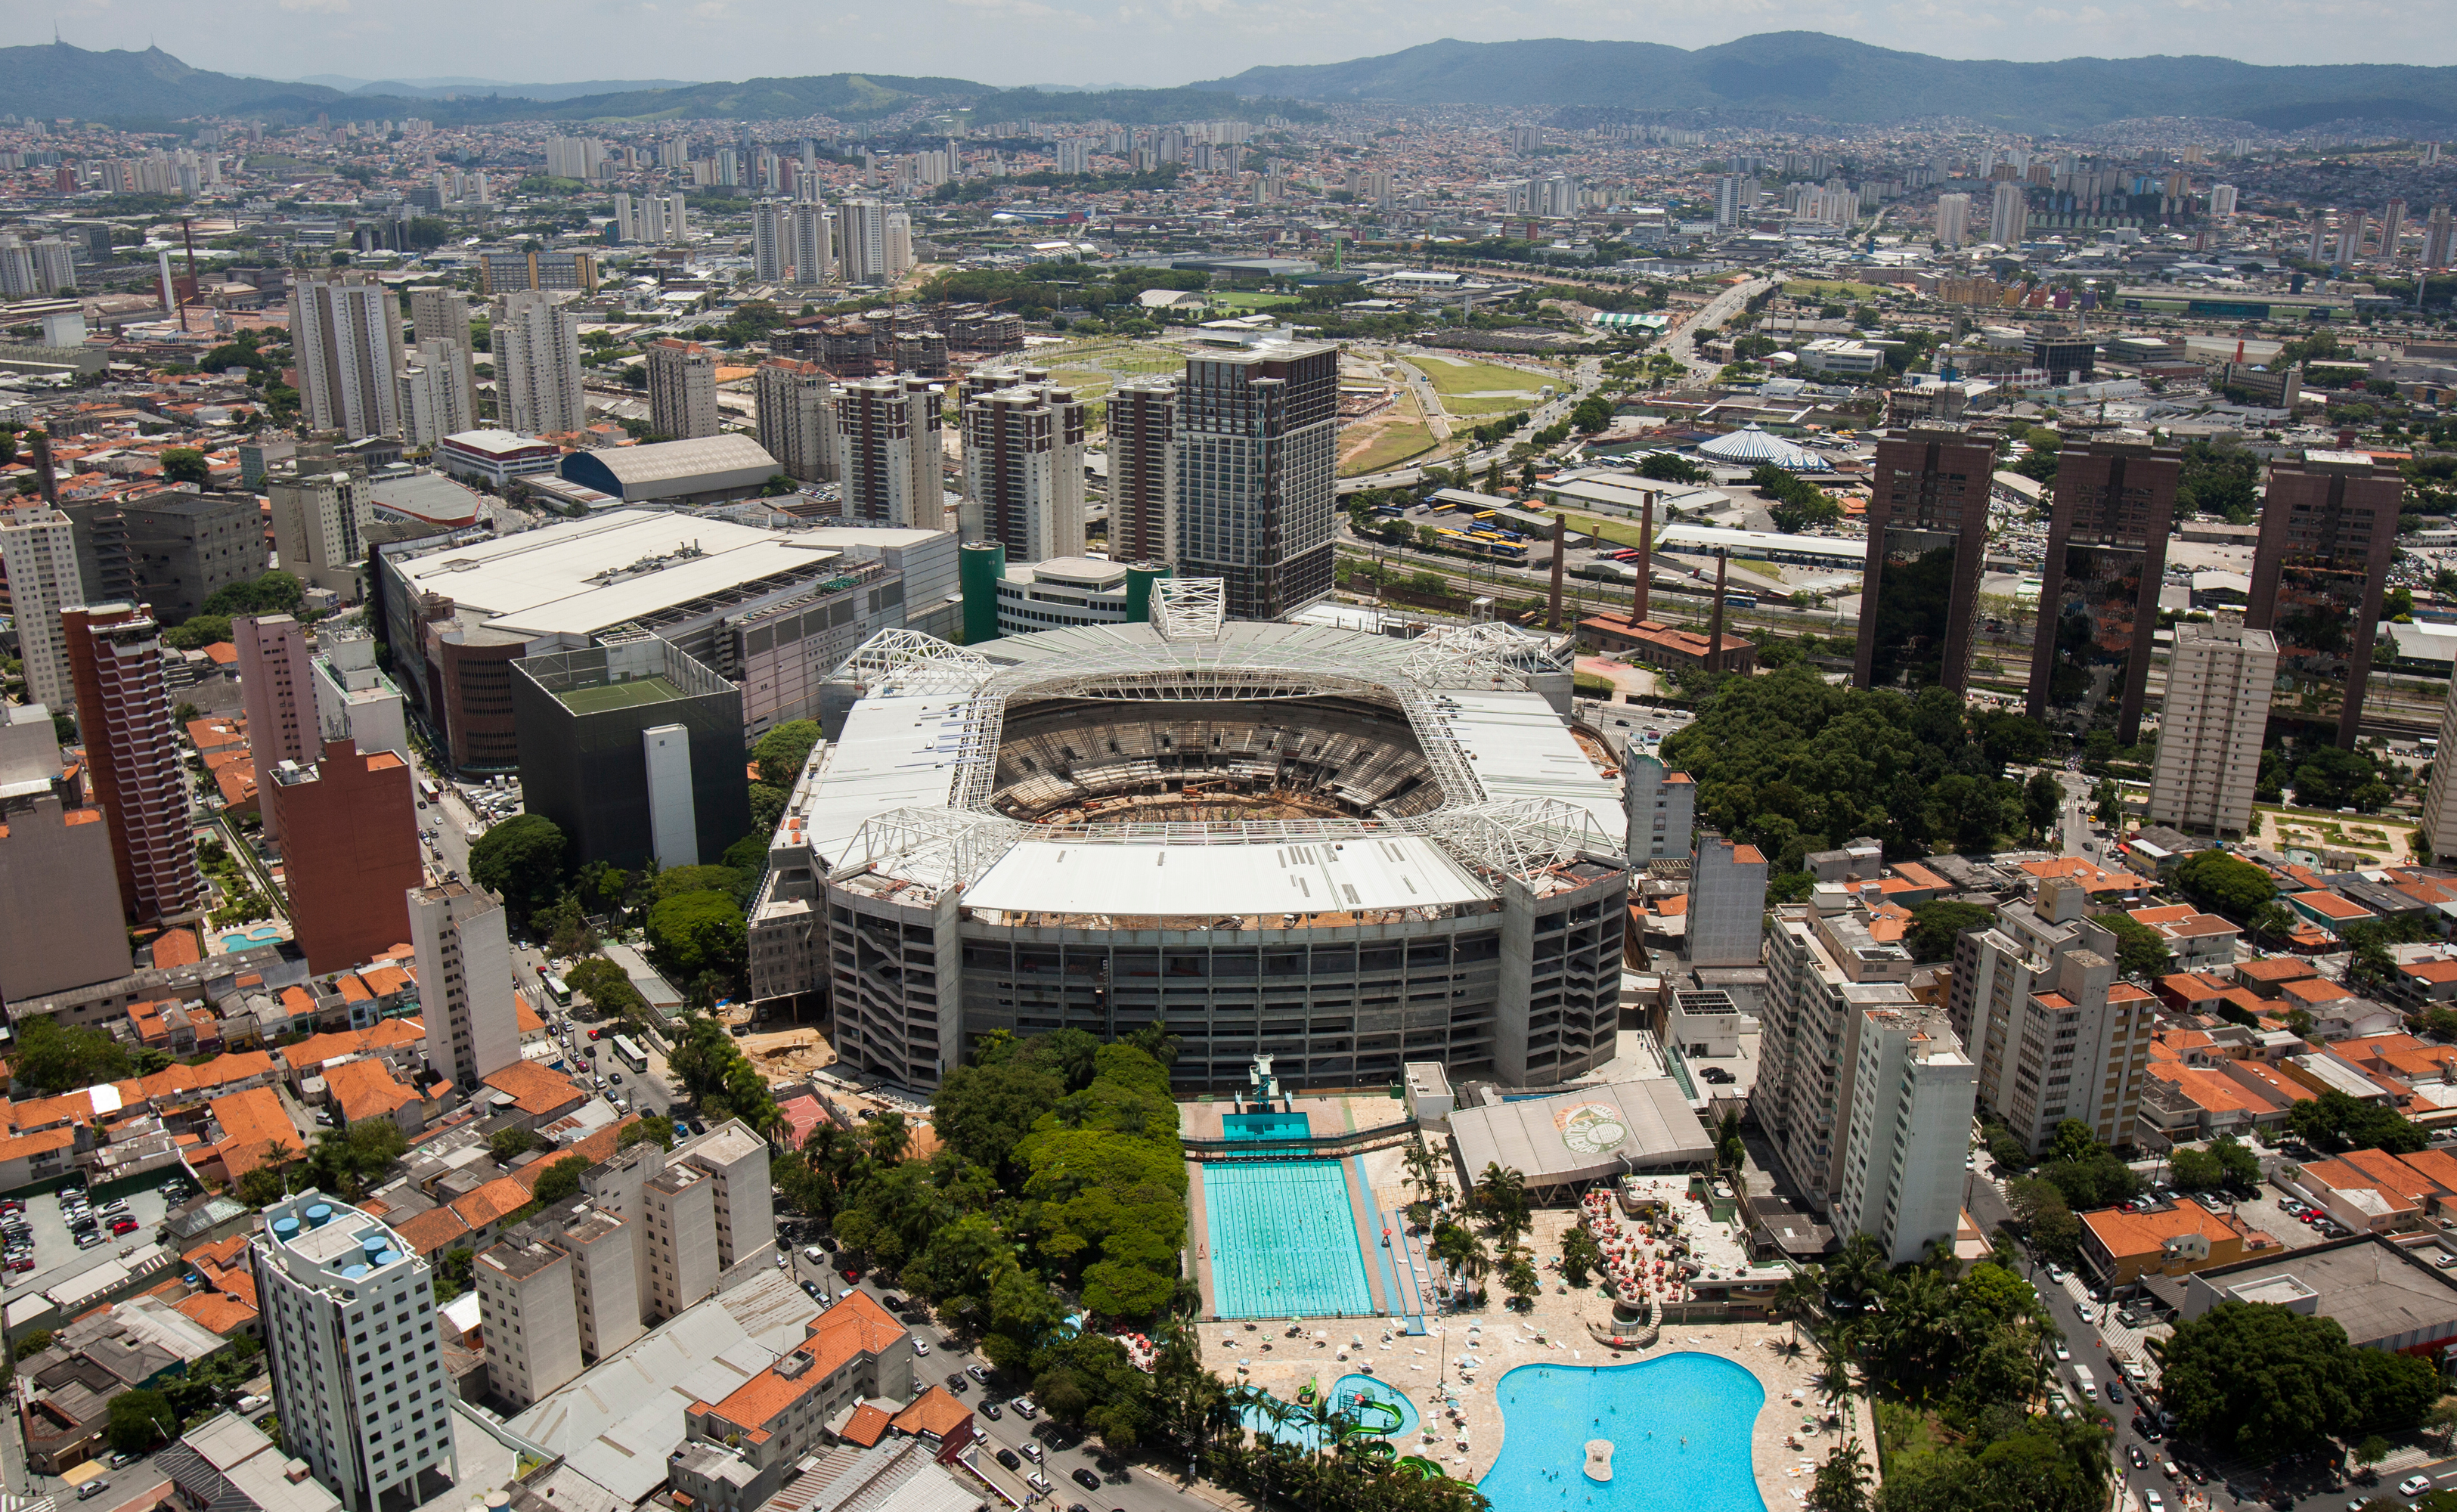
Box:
(1150, 577, 1226, 641)
(826, 628, 995, 696)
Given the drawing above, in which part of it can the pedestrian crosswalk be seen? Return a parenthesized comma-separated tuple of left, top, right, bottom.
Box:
(2054, 1272, 2164, 1391)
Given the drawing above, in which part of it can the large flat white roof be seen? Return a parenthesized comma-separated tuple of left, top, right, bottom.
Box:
(1445, 689, 1624, 837)
(389, 509, 844, 640)
(800, 692, 971, 867)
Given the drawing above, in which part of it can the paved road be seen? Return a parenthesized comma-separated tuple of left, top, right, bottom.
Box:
(782, 1250, 1222, 1512)
(1663, 277, 1772, 378)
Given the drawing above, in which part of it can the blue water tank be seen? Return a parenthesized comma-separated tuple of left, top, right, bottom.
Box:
(304, 1204, 333, 1229)
(271, 1216, 301, 1241)
(373, 1250, 401, 1268)
(340, 1263, 368, 1278)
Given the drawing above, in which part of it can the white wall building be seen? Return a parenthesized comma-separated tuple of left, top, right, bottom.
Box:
(1988, 181, 2029, 247)
(492, 291, 589, 438)
(411, 881, 518, 1089)
(396, 339, 477, 448)
(2148, 615, 2275, 836)
(0, 509, 82, 712)
(268, 472, 373, 603)
(1834, 1005, 1976, 1264)
(1935, 192, 1971, 247)
(291, 272, 406, 442)
(250, 1194, 458, 1512)
(753, 359, 836, 482)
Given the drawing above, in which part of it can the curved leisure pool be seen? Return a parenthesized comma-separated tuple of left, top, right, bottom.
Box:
(1482, 1352, 1768, 1512)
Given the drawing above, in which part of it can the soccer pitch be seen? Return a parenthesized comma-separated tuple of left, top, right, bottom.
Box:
(554, 676, 684, 714)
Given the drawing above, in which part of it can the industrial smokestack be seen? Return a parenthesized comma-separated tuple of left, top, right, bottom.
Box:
(1547, 513, 1567, 632)
(1706, 549, 1728, 674)
(1633, 491, 1654, 624)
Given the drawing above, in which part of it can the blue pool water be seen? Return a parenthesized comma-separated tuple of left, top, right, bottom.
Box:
(1222, 1111, 1313, 1141)
(1202, 1158, 1373, 1318)
(1482, 1352, 1768, 1512)
(1242, 1374, 1421, 1452)
(221, 926, 282, 950)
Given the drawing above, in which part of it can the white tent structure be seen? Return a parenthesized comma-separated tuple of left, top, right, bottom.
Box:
(1696, 424, 1833, 472)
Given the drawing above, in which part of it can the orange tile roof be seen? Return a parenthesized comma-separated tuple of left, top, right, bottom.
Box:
(2239, 958, 2316, 983)
(359, 964, 414, 996)
(516, 995, 544, 1034)
(2081, 1197, 2273, 1258)
(336, 974, 373, 1004)
(280, 1021, 423, 1077)
(702, 1291, 903, 1435)
(2301, 1156, 2424, 1215)
(1891, 861, 1949, 890)
(2146, 1063, 2273, 1115)
(480, 1061, 582, 1118)
(173, 1290, 259, 1336)
(392, 1207, 472, 1257)
(2280, 978, 2355, 1005)
(2338, 1148, 2449, 1204)
(2130, 904, 2197, 925)
(2406, 960, 2457, 985)
(210, 1086, 300, 1179)
(324, 1058, 419, 1125)
(2159, 972, 2232, 1002)
(150, 928, 203, 970)
(2291, 890, 2375, 922)
(891, 1386, 972, 1441)
(448, 1176, 534, 1231)
(183, 1234, 249, 1273)
(838, 1404, 894, 1448)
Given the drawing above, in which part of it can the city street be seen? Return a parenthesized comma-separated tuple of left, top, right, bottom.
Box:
(1662, 277, 1772, 377)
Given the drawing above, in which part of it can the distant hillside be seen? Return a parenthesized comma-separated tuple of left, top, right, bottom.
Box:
(968, 86, 1325, 125)
(0, 42, 350, 124)
(1191, 33, 2457, 132)
(342, 78, 705, 102)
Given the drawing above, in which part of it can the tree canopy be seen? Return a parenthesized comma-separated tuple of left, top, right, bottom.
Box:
(469, 814, 569, 925)
(2285, 1089, 2430, 1154)
(10, 1014, 132, 1094)
(2174, 850, 2277, 922)
(752, 719, 822, 789)
(2160, 1302, 2440, 1454)
(1907, 901, 1993, 963)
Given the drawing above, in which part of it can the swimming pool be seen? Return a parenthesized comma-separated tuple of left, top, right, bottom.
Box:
(221, 926, 282, 950)
(1243, 1374, 1420, 1452)
(1482, 1352, 1767, 1512)
(1203, 1159, 1374, 1318)
(1222, 1111, 1312, 1141)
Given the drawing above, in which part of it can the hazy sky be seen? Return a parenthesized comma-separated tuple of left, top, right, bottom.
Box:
(24, 0, 2455, 91)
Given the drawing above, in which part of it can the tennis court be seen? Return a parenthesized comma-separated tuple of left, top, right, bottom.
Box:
(554, 675, 684, 714)
(1203, 1159, 1374, 1319)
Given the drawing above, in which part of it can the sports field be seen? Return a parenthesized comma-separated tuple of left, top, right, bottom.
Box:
(555, 676, 684, 714)
(1405, 357, 1550, 416)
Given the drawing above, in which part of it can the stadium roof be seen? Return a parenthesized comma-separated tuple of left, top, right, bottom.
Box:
(366, 472, 483, 527)
(793, 620, 1624, 916)
(562, 435, 779, 501)
(1448, 1080, 1715, 1187)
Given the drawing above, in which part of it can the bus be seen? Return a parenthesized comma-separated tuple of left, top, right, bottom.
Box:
(541, 974, 572, 1011)
(417, 777, 439, 804)
(610, 1034, 649, 1074)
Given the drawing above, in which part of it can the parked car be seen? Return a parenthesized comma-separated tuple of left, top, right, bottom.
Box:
(946, 1373, 969, 1394)
(1073, 1470, 1101, 1492)
(968, 1364, 992, 1383)
(2400, 1478, 2433, 1498)
(981, 1402, 1003, 1421)
(77, 1479, 110, 1501)
(994, 1449, 1020, 1471)
(1011, 1396, 1040, 1418)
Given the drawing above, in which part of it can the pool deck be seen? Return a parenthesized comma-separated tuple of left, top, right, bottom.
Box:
(1179, 1092, 1414, 1142)
(1192, 1157, 1879, 1507)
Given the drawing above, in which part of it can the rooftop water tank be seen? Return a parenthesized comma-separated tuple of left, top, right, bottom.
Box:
(304, 1203, 333, 1229)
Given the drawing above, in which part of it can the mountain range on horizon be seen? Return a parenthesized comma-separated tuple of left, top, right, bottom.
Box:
(9, 34, 2457, 133)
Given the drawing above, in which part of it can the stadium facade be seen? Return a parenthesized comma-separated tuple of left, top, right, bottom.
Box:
(748, 601, 1629, 1092)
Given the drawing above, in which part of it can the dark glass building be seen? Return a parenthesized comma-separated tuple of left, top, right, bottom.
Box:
(1855, 424, 1999, 695)
(2246, 448, 2404, 748)
(2024, 435, 2180, 744)
(512, 637, 751, 871)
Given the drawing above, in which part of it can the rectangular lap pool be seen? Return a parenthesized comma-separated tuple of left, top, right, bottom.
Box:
(1221, 1112, 1313, 1141)
(1202, 1158, 1374, 1319)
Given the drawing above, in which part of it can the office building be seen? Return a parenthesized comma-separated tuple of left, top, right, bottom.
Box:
(475, 1238, 579, 1411)
(1687, 831, 1766, 967)
(1833, 1006, 1976, 1263)
(492, 291, 589, 439)
(789, 203, 832, 287)
(750, 200, 786, 283)
(752, 358, 836, 482)
(310, 626, 408, 762)
(265, 739, 420, 974)
(395, 339, 476, 448)
(1933, 192, 1971, 246)
(406, 287, 478, 409)
(1108, 377, 1176, 565)
(2028, 334, 2097, 386)
(63, 603, 205, 925)
(0, 708, 130, 1002)
(836, 199, 912, 284)
(958, 369, 1089, 563)
(2210, 183, 2239, 218)
(411, 881, 518, 1089)
(2148, 615, 2276, 836)
(1758, 909, 1923, 1219)
(836, 376, 943, 527)
(0, 507, 83, 711)
(679, 1293, 915, 1509)
(2246, 448, 2404, 748)
(509, 639, 751, 872)
(290, 271, 406, 442)
(268, 473, 372, 603)
(646, 339, 720, 441)
(1623, 753, 1695, 864)
(1173, 341, 1339, 621)
(235, 614, 315, 839)
(1988, 181, 2028, 246)
(476, 249, 597, 297)
(2024, 435, 2180, 743)
(121, 488, 261, 624)
(1947, 880, 2154, 1157)
(2424, 682, 2457, 864)
(2427, 206, 2455, 269)
(1714, 173, 1749, 228)
(250, 1194, 457, 1512)
(1854, 424, 1997, 695)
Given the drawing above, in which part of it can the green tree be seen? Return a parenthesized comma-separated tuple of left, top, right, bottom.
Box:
(531, 1154, 590, 1207)
(2023, 770, 2063, 839)
(432, 1247, 475, 1303)
(753, 719, 823, 789)
(200, 570, 304, 619)
(618, 1114, 676, 1151)
(165, 614, 233, 650)
(1808, 1436, 1873, 1512)
(14, 1330, 54, 1361)
(107, 1388, 178, 1451)
(2286, 1089, 2430, 1154)
(2175, 849, 2278, 922)
(1907, 900, 1994, 963)
(11, 1014, 132, 1094)
(469, 813, 569, 925)
(488, 1127, 541, 1162)
(1637, 452, 1708, 483)
(2161, 1301, 2438, 1453)
(645, 889, 748, 981)
(1560, 1223, 1601, 1286)
(159, 448, 210, 485)
(2091, 912, 2174, 980)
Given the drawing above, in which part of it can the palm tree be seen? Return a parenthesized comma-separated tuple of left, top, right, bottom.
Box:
(1824, 1232, 1886, 1314)
(1774, 1268, 1826, 1349)
(1473, 1163, 1529, 1244)
(1811, 1332, 1857, 1414)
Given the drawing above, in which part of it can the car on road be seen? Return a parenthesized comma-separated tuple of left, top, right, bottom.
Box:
(2140, 1493, 2163, 1512)
(968, 1364, 993, 1383)
(994, 1449, 1020, 1471)
(107, 1454, 137, 1469)
(1025, 1473, 1052, 1495)
(912, 1338, 930, 1356)
(77, 1480, 110, 1501)
(2127, 1446, 2148, 1470)
(2054, 1343, 2070, 1361)
(2107, 1382, 2124, 1404)
(981, 1401, 1003, 1421)
(2400, 1478, 2433, 1498)
(1073, 1470, 1101, 1492)
(841, 1267, 861, 1282)
(237, 1395, 270, 1413)
(1011, 1396, 1039, 1418)
(2162, 1462, 2181, 1481)
(946, 1373, 969, 1393)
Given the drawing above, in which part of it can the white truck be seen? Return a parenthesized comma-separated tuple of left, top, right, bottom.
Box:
(2071, 1365, 2097, 1401)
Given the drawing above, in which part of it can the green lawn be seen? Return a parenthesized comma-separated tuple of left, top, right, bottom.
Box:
(1548, 510, 1659, 550)
(1406, 358, 1553, 417)
(556, 676, 683, 714)
(1343, 421, 1437, 476)
(1783, 280, 1889, 302)
(1208, 291, 1302, 311)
